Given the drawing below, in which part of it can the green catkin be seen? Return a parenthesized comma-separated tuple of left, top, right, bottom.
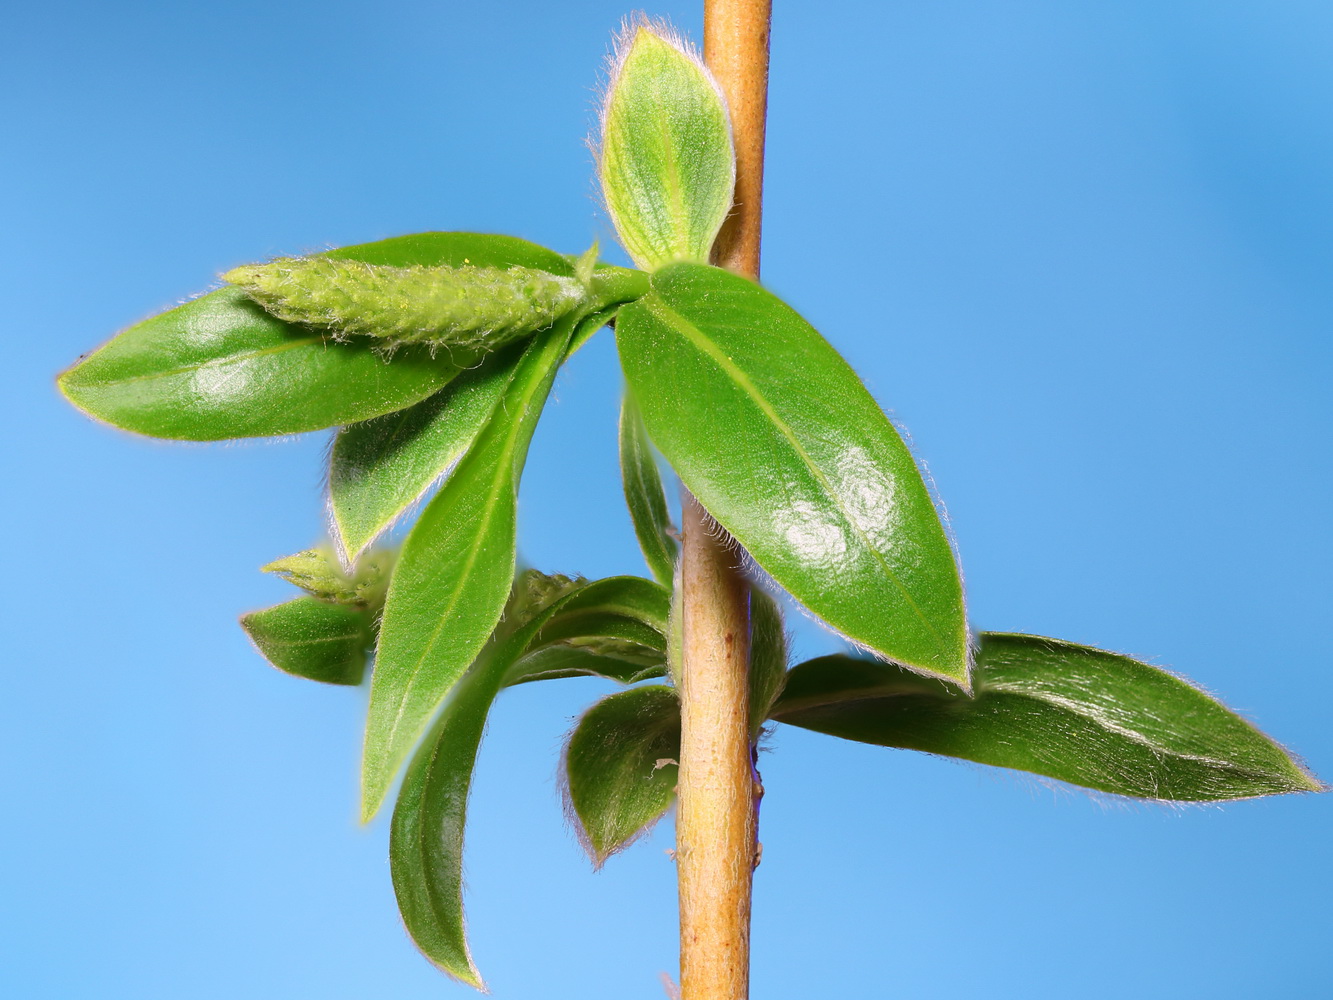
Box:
(223, 257, 590, 352)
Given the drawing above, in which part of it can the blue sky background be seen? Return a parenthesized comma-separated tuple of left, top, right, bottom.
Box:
(5, 1, 1331, 997)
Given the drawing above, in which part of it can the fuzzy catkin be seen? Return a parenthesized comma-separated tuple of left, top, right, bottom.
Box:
(223, 257, 589, 352)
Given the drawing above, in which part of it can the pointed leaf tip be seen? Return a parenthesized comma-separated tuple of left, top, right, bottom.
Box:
(772, 633, 1321, 801)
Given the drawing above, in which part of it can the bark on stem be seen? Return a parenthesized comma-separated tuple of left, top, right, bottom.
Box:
(676, 3, 771, 999)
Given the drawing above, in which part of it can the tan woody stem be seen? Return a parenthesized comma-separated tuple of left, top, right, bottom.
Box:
(675, 2, 771, 998)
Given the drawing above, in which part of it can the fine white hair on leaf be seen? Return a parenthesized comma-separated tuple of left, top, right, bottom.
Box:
(731, 535, 975, 692)
(590, 13, 734, 240)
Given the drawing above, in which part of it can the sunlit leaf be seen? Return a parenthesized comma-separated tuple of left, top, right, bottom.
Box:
(617, 263, 968, 684)
(599, 23, 734, 269)
(58, 233, 569, 441)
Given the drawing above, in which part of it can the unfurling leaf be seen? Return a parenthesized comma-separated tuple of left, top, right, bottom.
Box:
(618, 263, 969, 685)
(599, 21, 735, 269)
(770, 634, 1323, 801)
(58, 233, 570, 441)
(564, 685, 681, 866)
(362, 319, 573, 822)
(619, 395, 678, 585)
(262, 546, 394, 609)
(240, 597, 371, 685)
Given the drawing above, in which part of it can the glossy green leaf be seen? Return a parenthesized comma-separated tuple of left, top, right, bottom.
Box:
(748, 588, 788, 734)
(619, 395, 678, 585)
(564, 685, 681, 865)
(389, 573, 655, 984)
(599, 23, 735, 269)
(328, 344, 526, 561)
(770, 634, 1323, 801)
(617, 263, 968, 684)
(239, 597, 371, 685)
(362, 320, 573, 821)
(58, 233, 568, 441)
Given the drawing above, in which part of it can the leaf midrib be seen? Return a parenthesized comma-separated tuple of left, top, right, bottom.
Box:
(72, 333, 325, 389)
(642, 294, 951, 658)
(373, 333, 564, 805)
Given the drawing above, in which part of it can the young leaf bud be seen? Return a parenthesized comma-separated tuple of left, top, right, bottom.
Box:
(223, 258, 591, 354)
(263, 545, 395, 610)
(599, 20, 736, 270)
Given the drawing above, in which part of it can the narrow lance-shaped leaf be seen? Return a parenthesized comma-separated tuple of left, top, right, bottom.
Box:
(390, 574, 664, 984)
(390, 641, 503, 989)
(618, 263, 969, 684)
(328, 343, 526, 561)
(619, 395, 678, 585)
(599, 21, 735, 269)
(563, 685, 681, 866)
(362, 319, 574, 821)
(240, 598, 372, 686)
(330, 301, 635, 564)
(58, 233, 569, 441)
(769, 634, 1323, 801)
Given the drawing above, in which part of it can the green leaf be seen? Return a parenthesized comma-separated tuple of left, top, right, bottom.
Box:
(389, 644, 497, 989)
(328, 344, 526, 561)
(505, 575, 672, 686)
(388, 573, 656, 984)
(58, 233, 573, 441)
(599, 23, 735, 269)
(240, 597, 371, 685)
(563, 685, 681, 865)
(527, 575, 671, 653)
(770, 634, 1324, 801)
(617, 262, 969, 684)
(507, 644, 666, 686)
(362, 320, 574, 821)
(748, 588, 788, 734)
(619, 395, 678, 585)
